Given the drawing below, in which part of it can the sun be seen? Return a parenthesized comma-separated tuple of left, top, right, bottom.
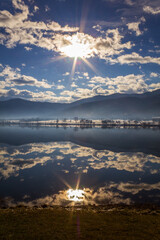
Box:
(61, 42, 88, 58)
(60, 33, 93, 59)
(55, 33, 98, 77)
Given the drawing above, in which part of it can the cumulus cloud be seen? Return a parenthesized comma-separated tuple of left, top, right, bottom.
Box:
(0, 0, 79, 49)
(90, 74, 146, 94)
(53, 29, 133, 61)
(71, 82, 78, 88)
(33, 6, 39, 12)
(88, 72, 160, 95)
(127, 17, 145, 36)
(143, 5, 160, 14)
(63, 72, 70, 76)
(24, 46, 32, 51)
(148, 83, 160, 91)
(150, 72, 158, 77)
(60, 87, 100, 100)
(0, 0, 29, 28)
(56, 85, 65, 90)
(108, 52, 160, 65)
(0, 88, 59, 102)
(0, 64, 75, 102)
(0, 1, 134, 59)
(94, 28, 133, 58)
(0, 0, 77, 31)
(0, 87, 77, 102)
(0, 64, 53, 88)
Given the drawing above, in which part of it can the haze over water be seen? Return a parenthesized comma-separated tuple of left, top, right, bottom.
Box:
(0, 126, 160, 207)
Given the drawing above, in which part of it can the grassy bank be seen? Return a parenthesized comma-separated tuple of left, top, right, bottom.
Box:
(0, 206, 160, 240)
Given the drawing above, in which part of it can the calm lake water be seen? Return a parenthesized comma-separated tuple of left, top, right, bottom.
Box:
(0, 126, 160, 207)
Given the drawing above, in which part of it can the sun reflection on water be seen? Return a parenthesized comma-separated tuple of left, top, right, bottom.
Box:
(67, 189, 85, 202)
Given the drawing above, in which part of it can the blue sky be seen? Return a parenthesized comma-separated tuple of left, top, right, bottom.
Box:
(0, 0, 160, 102)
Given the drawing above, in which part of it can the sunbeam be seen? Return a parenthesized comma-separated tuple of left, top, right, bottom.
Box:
(70, 57, 78, 80)
(82, 57, 99, 75)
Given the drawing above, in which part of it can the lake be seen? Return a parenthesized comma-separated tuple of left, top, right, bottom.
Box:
(0, 125, 160, 207)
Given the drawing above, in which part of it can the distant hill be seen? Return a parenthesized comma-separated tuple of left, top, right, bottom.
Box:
(0, 98, 66, 119)
(0, 90, 160, 120)
(65, 90, 160, 119)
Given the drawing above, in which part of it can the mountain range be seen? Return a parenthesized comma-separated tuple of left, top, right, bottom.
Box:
(0, 90, 160, 120)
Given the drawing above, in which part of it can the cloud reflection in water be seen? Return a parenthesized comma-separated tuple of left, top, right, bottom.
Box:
(0, 141, 160, 207)
(0, 142, 160, 179)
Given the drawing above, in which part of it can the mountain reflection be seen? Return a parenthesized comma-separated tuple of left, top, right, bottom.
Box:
(0, 126, 160, 207)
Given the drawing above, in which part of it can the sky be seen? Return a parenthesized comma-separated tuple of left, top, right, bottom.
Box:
(0, 0, 160, 102)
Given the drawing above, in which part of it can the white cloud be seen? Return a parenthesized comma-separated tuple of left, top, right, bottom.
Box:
(0, 0, 79, 49)
(33, 6, 39, 12)
(150, 72, 158, 78)
(0, 0, 29, 28)
(148, 83, 160, 91)
(108, 52, 160, 65)
(143, 5, 160, 14)
(56, 85, 65, 90)
(92, 24, 105, 34)
(1, 64, 159, 102)
(0, 1, 134, 60)
(24, 46, 32, 51)
(127, 17, 145, 36)
(89, 73, 160, 95)
(71, 82, 78, 88)
(63, 72, 70, 76)
(90, 74, 148, 94)
(0, 64, 53, 89)
(94, 28, 133, 58)
(0, 0, 78, 32)
(60, 87, 97, 100)
(0, 88, 73, 102)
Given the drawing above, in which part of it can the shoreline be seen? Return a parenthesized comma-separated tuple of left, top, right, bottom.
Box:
(0, 121, 160, 128)
(1, 203, 160, 211)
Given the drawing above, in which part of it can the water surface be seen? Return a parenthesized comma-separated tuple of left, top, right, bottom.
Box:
(0, 126, 160, 207)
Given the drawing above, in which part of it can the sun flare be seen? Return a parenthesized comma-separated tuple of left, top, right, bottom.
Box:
(60, 34, 93, 59)
(57, 33, 98, 77)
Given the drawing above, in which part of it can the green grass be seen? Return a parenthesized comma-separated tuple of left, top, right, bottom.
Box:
(0, 207, 160, 240)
